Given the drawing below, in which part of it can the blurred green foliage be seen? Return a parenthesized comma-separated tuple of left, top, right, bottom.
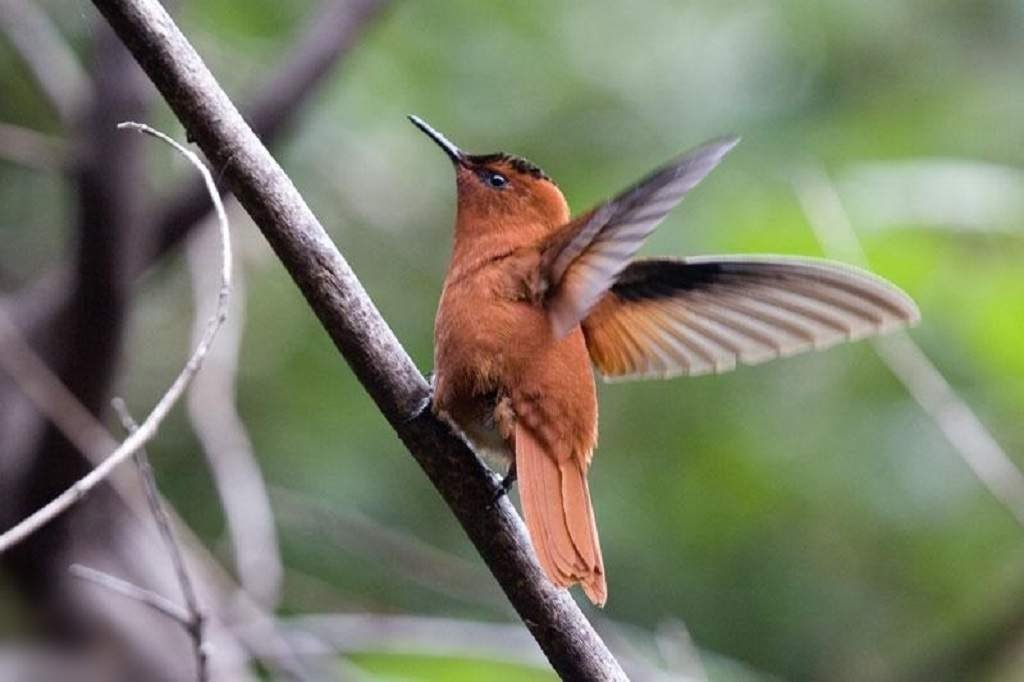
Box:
(350, 654, 555, 682)
(3, 1, 1024, 680)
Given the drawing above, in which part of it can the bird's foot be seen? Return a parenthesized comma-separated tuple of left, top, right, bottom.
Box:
(403, 377, 434, 424)
(487, 463, 517, 509)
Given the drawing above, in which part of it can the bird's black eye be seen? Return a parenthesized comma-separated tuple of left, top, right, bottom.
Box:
(487, 172, 508, 188)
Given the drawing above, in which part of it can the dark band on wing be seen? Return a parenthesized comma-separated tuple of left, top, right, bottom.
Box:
(582, 256, 920, 380)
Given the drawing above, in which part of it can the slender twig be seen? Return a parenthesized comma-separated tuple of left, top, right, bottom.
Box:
(112, 398, 208, 682)
(0, 122, 232, 553)
(0, 0, 89, 125)
(69, 563, 192, 626)
(794, 165, 1024, 526)
(0, 261, 309, 681)
(187, 221, 282, 607)
(90, 1, 627, 677)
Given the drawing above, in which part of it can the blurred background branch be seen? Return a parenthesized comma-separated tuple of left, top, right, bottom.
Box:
(144, 0, 390, 273)
(0, 1, 390, 679)
(0, 123, 68, 170)
(188, 211, 283, 608)
(113, 397, 209, 682)
(0, 0, 89, 126)
(795, 166, 1024, 527)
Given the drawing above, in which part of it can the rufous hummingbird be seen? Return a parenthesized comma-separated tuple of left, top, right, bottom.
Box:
(410, 114, 919, 606)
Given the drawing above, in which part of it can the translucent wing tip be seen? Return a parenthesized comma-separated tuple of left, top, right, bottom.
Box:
(712, 134, 742, 153)
(692, 135, 741, 162)
(658, 134, 742, 192)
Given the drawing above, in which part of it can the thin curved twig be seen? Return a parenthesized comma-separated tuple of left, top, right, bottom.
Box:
(111, 398, 208, 682)
(70, 563, 193, 626)
(0, 122, 232, 553)
(0, 267, 310, 680)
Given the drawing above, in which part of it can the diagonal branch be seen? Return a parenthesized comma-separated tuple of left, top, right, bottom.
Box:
(70, 563, 193, 627)
(90, 0, 628, 678)
(112, 398, 208, 682)
(794, 166, 1024, 527)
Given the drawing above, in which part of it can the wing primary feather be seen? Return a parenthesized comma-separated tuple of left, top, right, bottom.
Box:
(741, 277, 889, 327)
(644, 301, 721, 374)
(580, 247, 919, 382)
(545, 137, 740, 336)
(703, 283, 840, 346)
(691, 289, 816, 350)
(647, 301, 738, 374)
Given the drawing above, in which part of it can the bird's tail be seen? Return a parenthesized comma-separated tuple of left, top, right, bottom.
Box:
(516, 422, 606, 606)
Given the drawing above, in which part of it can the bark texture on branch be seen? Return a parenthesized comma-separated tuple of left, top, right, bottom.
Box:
(90, 0, 627, 678)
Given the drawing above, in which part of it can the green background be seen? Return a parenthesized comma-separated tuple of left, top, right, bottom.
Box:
(3, 1, 1023, 679)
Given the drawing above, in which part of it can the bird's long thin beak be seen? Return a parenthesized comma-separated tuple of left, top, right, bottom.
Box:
(408, 114, 465, 166)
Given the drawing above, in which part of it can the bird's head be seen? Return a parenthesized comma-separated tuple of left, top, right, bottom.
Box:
(409, 115, 569, 239)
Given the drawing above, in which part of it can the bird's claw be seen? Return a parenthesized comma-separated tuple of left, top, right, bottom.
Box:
(403, 383, 434, 424)
(487, 464, 517, 510)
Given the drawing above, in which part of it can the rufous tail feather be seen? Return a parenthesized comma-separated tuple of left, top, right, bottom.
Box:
(516, 422, 607, 606)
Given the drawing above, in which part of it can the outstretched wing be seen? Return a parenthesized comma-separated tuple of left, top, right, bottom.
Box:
(543, 137, 740, 337)
(582, 256, 920, 380)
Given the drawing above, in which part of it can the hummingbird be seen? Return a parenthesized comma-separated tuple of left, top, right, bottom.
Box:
(410, 115, 919, 606)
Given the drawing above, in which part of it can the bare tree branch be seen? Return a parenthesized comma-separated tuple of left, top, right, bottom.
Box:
(70, 563, 193, 626)
(0, 10, 348, 677)
(187, 219, 283, 608)
(795, 166, 1024, 525)
(0, 0, 90, 126)
(0, 279, 309, 681)
(795, 166, 1024, 682)
(111, 398, 208, 682)
(0, 122, 232, 553)
(90, 0, 628, 678)
(0, 25, 179, 677)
